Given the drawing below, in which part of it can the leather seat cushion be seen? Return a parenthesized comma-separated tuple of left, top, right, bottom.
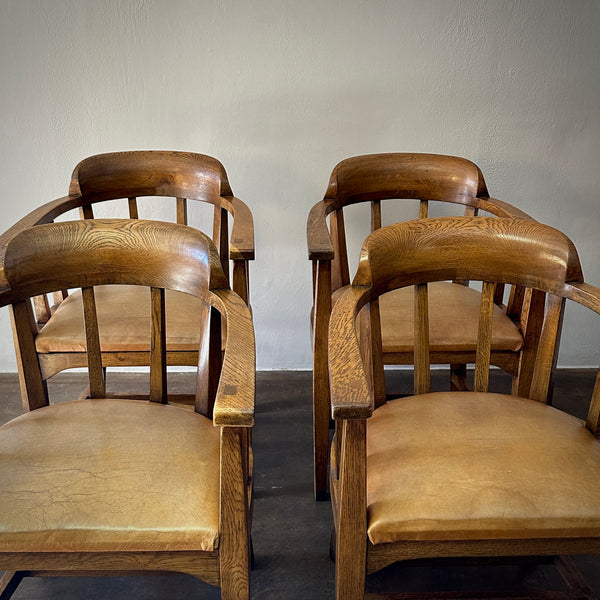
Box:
(367, 392, 600, 545)
(332, 282, 523, 353)
(0, 399, 220, 552)
(35, 285, 208, 353)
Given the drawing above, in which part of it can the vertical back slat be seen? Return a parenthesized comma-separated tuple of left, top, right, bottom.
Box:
(150, 287, 167, 404)
(371, 200, 382, 232)
(80, 205, 94, 219)
(474, 281, 496, 393)
(81, 286, 105, 398)
(213, 206, 230, 282)
(10, 300, 48, 411)
(128, 197, 139, 219)
(418, 199, 428, 219)
(414, 283, 430, 395)
(586, 368, 600, 436)
(493, 284, 505, 306)
(507, 285, 526, 320)
(176, 197, 188, 225)
(52, 290, 68, 306)
(33, 295, 51, 324)
(530, 294, 565, 403)
(330, 209, 350, 289)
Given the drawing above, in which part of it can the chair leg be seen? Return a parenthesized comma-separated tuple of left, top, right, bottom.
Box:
(335, 420, 367, 600)
(313, 369, 330, 501)
(555, 556, 596, 600)
(220, 427, 250, 600)
(450, 364, 468, 391)
(0, 571, 24, 600)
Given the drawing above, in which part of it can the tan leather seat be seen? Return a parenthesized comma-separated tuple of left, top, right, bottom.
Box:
(0, 399, 220, 553)
(332, 282, 524, 355)
(378, 282, 523, 353)
(36, 285, 206, 353)
(367, 392, 600, 545)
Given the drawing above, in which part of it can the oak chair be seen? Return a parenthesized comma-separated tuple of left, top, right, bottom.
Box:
(308, 152, 536, 499)
(328, 216, 600, 600)
(0, 218, 254, 600)
(1, 150, 254, 403)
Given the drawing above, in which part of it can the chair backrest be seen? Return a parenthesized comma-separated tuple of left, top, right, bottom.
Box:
(329, 217, 600, 435)
(2, 151, 254, 324)
(69, 151, 236, 274)
(69, 150, 233, 203)
(1, 218, 253, 421)
(322, 153, 494, 291)
(325, 152, 488, 207)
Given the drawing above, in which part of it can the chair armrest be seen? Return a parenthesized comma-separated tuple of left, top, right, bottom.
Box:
(564, 282, 600, 315)
(307, 201, 334, 261)
(478, 197, 535, 221)
(329, 285, 373, 420)
(229, 197, 255, 261)
(210, 288, 255, 427)
(0, 195, 82, 292)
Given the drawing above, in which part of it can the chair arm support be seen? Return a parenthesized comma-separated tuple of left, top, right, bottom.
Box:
(328, 286, 373, 420)
(0, 195, 82, 292)
(478, 197, 535, 221)
(228, 197, 255, 261)
(307, 201, 334, 261)
(210, 288, 255, 427)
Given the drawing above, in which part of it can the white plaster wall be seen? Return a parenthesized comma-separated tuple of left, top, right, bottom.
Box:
(0, 0, 599, 370)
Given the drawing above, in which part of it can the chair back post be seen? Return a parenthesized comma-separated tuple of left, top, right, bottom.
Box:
(512, 288, 547, 397)
(9, 300, 49, 411)
(329, 209, 350, 291)
(529, 294, 566, 404)
(176, 197, 188, 225)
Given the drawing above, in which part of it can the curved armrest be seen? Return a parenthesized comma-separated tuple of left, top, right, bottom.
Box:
(478, 197, 535, 221)
(307, 201, 334, 261)
(328, 285, 373, 420)
(228, 197, 255, 261)
(0, 195, 82, 292)
(210, 288, 255, 427)
(564, 282, 600, 315)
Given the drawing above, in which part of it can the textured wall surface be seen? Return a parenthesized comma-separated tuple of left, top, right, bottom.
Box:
(0, 0, 599, 369)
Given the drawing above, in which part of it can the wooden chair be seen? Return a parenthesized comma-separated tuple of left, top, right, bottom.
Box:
(0, 218, 254, 600)
(328, 216, 600, 600)
(1, 150, 253, 403)
(308, 152, 537, 499)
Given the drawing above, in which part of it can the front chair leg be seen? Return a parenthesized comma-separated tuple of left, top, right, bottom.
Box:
(220, 427, 250, 600)
(335, 419, 367, 600)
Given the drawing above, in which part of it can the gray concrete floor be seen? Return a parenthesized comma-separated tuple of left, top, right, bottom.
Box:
(0, 369, 599, 599)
